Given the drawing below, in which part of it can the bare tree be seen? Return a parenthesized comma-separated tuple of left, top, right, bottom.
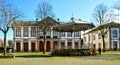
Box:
(93, 3, 113, 52)
(35, 1, 55, 20)
(113, 1, 120, 22)
(0, 0, 21, 55)
(35, 1, 55, 54)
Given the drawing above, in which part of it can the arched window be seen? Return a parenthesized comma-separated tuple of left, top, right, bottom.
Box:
(113, 30, 117, 37)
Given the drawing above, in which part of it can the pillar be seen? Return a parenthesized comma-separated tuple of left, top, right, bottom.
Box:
(21, 40, 23, 52)
(65, 32, 67, 49)
(35, 41, 38, 52)
(21, 27, 23, 37)
(50, 41, 53, 51)
(78, 40, 81, 49)
(65, 39, 68, 49)
(111, 41, 113, 49)
(117, 41, 119, 50)
(79, 31, 81, 49)
(72, 32, 75, 49)
(29, 26, 31, 37)
(14, 42, 16, 52)
(28, 40, 31, 52)
(50, 28, 53, 51)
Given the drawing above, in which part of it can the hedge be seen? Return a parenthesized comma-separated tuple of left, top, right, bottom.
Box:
(50, 49, 96, 56)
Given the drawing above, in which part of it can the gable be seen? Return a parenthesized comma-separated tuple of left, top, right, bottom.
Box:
(39, 16, 59, 26)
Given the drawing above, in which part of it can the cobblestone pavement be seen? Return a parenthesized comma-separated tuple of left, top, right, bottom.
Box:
(0, 55, 120, 65)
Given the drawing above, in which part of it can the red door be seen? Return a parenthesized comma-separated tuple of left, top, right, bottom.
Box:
(46, 41, 51, 52)
(16, 43, 20, 52)
(39, 41, 44, 52)
(53, 41, 57, 49)
(68, 42, 72, 49)
(24, 42, 28, 52)
(61, 43, 65, 49)
(75, 43, 78, 49)
(31, 43, 35, 52)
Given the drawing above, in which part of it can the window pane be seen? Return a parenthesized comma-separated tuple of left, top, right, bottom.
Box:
(16, 27, 21, 37)
(113, 30, 117, 37)
(31, 27, 36, 37)
(23, 27, 28, 37)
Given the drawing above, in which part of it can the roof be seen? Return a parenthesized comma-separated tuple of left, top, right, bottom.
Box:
(12, 16, 59, 28)
(64, 17, 88, 24)
(52, 17, 95, 32)
(83, 22, 120, 35)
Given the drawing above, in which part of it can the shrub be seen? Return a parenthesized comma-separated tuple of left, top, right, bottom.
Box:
(51, 49, 93, 56)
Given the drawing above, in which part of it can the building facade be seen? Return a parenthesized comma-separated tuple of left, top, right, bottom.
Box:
(83, 22, 120, 50)
(12, 17, 84, 52)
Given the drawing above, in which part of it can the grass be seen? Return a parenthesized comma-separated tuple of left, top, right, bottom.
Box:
(0, 53, 15, 58)
(0, 51, 120, 65)
(102, 51, 120, 54)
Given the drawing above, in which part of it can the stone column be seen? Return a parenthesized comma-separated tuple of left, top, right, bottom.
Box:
(14, 42, 16, 52)
(78, 40, 81, 49)
(58, 27, 61, 49)
(28, 40, 31, 52)
(111, 41, 113, 49)
(65, 39, 68, 49)
(29, 26, 31, 37)
(117, 41, 119, 50)
(59, 32, 61, 49)
(21, 27, 23, 37)
(65, 32, 67, 49)
(72, 32, 75, 49)
(50, 41, 53, 51)
(35, 41, 38, 52)
(50, 28, 53, 51)
(21, 40, 23, 52)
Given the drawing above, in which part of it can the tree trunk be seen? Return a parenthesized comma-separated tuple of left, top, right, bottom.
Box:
(3, 32, 7, 55)
(102, 35, 105, 52)
(43, 31, 46, 54)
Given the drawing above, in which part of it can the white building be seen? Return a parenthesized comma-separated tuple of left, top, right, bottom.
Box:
(83, 22, 120, 50)
(12, 17, 92, 52)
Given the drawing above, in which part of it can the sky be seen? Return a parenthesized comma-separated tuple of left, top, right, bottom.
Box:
(0, 0, 119, 39)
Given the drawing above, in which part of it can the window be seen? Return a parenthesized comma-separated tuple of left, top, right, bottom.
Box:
(31, 27, 36, 37)
(38, 29, 43, 38)
(53, 31, 58, 36)
(113, 30, 117, 37)
(67, 32, 72, 37)
(61, 32, 65, 37)
(23, 27, 28, 37)
(53, 31, 58, 38)
(46, 31, 51, 38)
(16, 27, 21, 37)
(93, 35, 95, 40)
(46, 31, 51, 36)
(74, 32, 79, 37)
(84, 37, 86, 42)
(38, 27, 43, 36)
(88, 35, 90, 41)
(98, 33, 101, 39)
